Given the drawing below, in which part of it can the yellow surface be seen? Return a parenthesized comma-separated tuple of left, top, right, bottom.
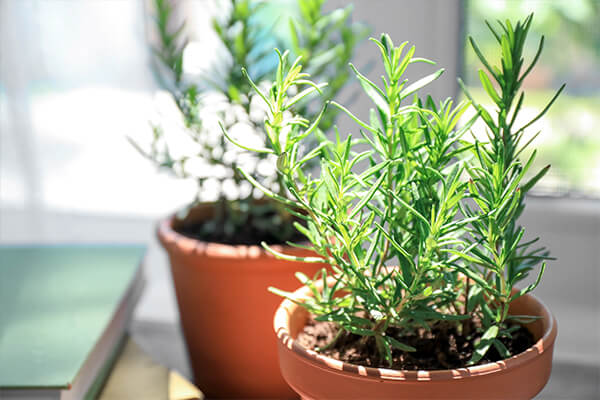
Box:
(169, 370, 203, 400)
(98, 339, 202, 400)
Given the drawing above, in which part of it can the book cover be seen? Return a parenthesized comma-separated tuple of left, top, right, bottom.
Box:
(0, 245, 145, 395)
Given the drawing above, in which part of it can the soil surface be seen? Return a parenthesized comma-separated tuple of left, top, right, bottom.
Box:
(297, 317, 534, 370)
(175, 211, 305, 246)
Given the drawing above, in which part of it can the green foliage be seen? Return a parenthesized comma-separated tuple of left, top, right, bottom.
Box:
(228, 15, 561, 366)
(210, 0, 275, 103)
(458, 14, 563, 364)
(132, 0, 365, 244)
(286, 0, 369, 130)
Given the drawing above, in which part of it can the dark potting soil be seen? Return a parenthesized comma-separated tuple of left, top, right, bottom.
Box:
(297, 317, 534, 370)
(175, 212, 305, 246)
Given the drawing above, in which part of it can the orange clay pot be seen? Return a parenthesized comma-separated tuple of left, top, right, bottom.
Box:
(274, 279, 557, 400)
(158, 203, 326, 399)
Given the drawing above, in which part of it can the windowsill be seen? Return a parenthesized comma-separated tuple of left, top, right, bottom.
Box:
(1, 197, 598, 398)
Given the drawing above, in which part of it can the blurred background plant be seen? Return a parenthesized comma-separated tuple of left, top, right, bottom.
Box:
(464, 0, 600, 196)
(131, 0, 367, 244)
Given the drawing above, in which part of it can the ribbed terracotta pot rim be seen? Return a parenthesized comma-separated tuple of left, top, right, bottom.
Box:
(274, 279, 557, 382)
(157, 202, 299, 261)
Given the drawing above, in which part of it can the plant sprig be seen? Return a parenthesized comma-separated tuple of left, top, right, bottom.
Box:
(458, 14, 562, 364)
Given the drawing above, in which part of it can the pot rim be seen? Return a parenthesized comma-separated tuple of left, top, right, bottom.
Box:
(156, 202, 301, 260)
(274, 279, 557, 382)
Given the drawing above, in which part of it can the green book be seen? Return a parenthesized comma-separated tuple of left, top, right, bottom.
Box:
(0, 245, 146, 400)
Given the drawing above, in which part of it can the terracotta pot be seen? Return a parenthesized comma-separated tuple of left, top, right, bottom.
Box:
(158, 203, 326, 399)
(274, 279, 557, 400)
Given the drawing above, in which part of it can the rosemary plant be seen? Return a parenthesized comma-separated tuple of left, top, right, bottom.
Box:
(456, 14, 564, 363)
(133, 0, 365, 244)
(228, 15, 562, 367)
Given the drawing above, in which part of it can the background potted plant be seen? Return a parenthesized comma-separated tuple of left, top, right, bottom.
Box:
(228, 15, 561, 399)
(132, 0, 366, 397)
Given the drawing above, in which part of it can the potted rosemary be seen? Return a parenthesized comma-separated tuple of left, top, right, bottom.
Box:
(228, 15, 561, 399)
(133, 0, 366, 397)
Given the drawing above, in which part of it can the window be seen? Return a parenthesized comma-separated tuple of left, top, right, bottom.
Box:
(0, 0, 196, 217)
